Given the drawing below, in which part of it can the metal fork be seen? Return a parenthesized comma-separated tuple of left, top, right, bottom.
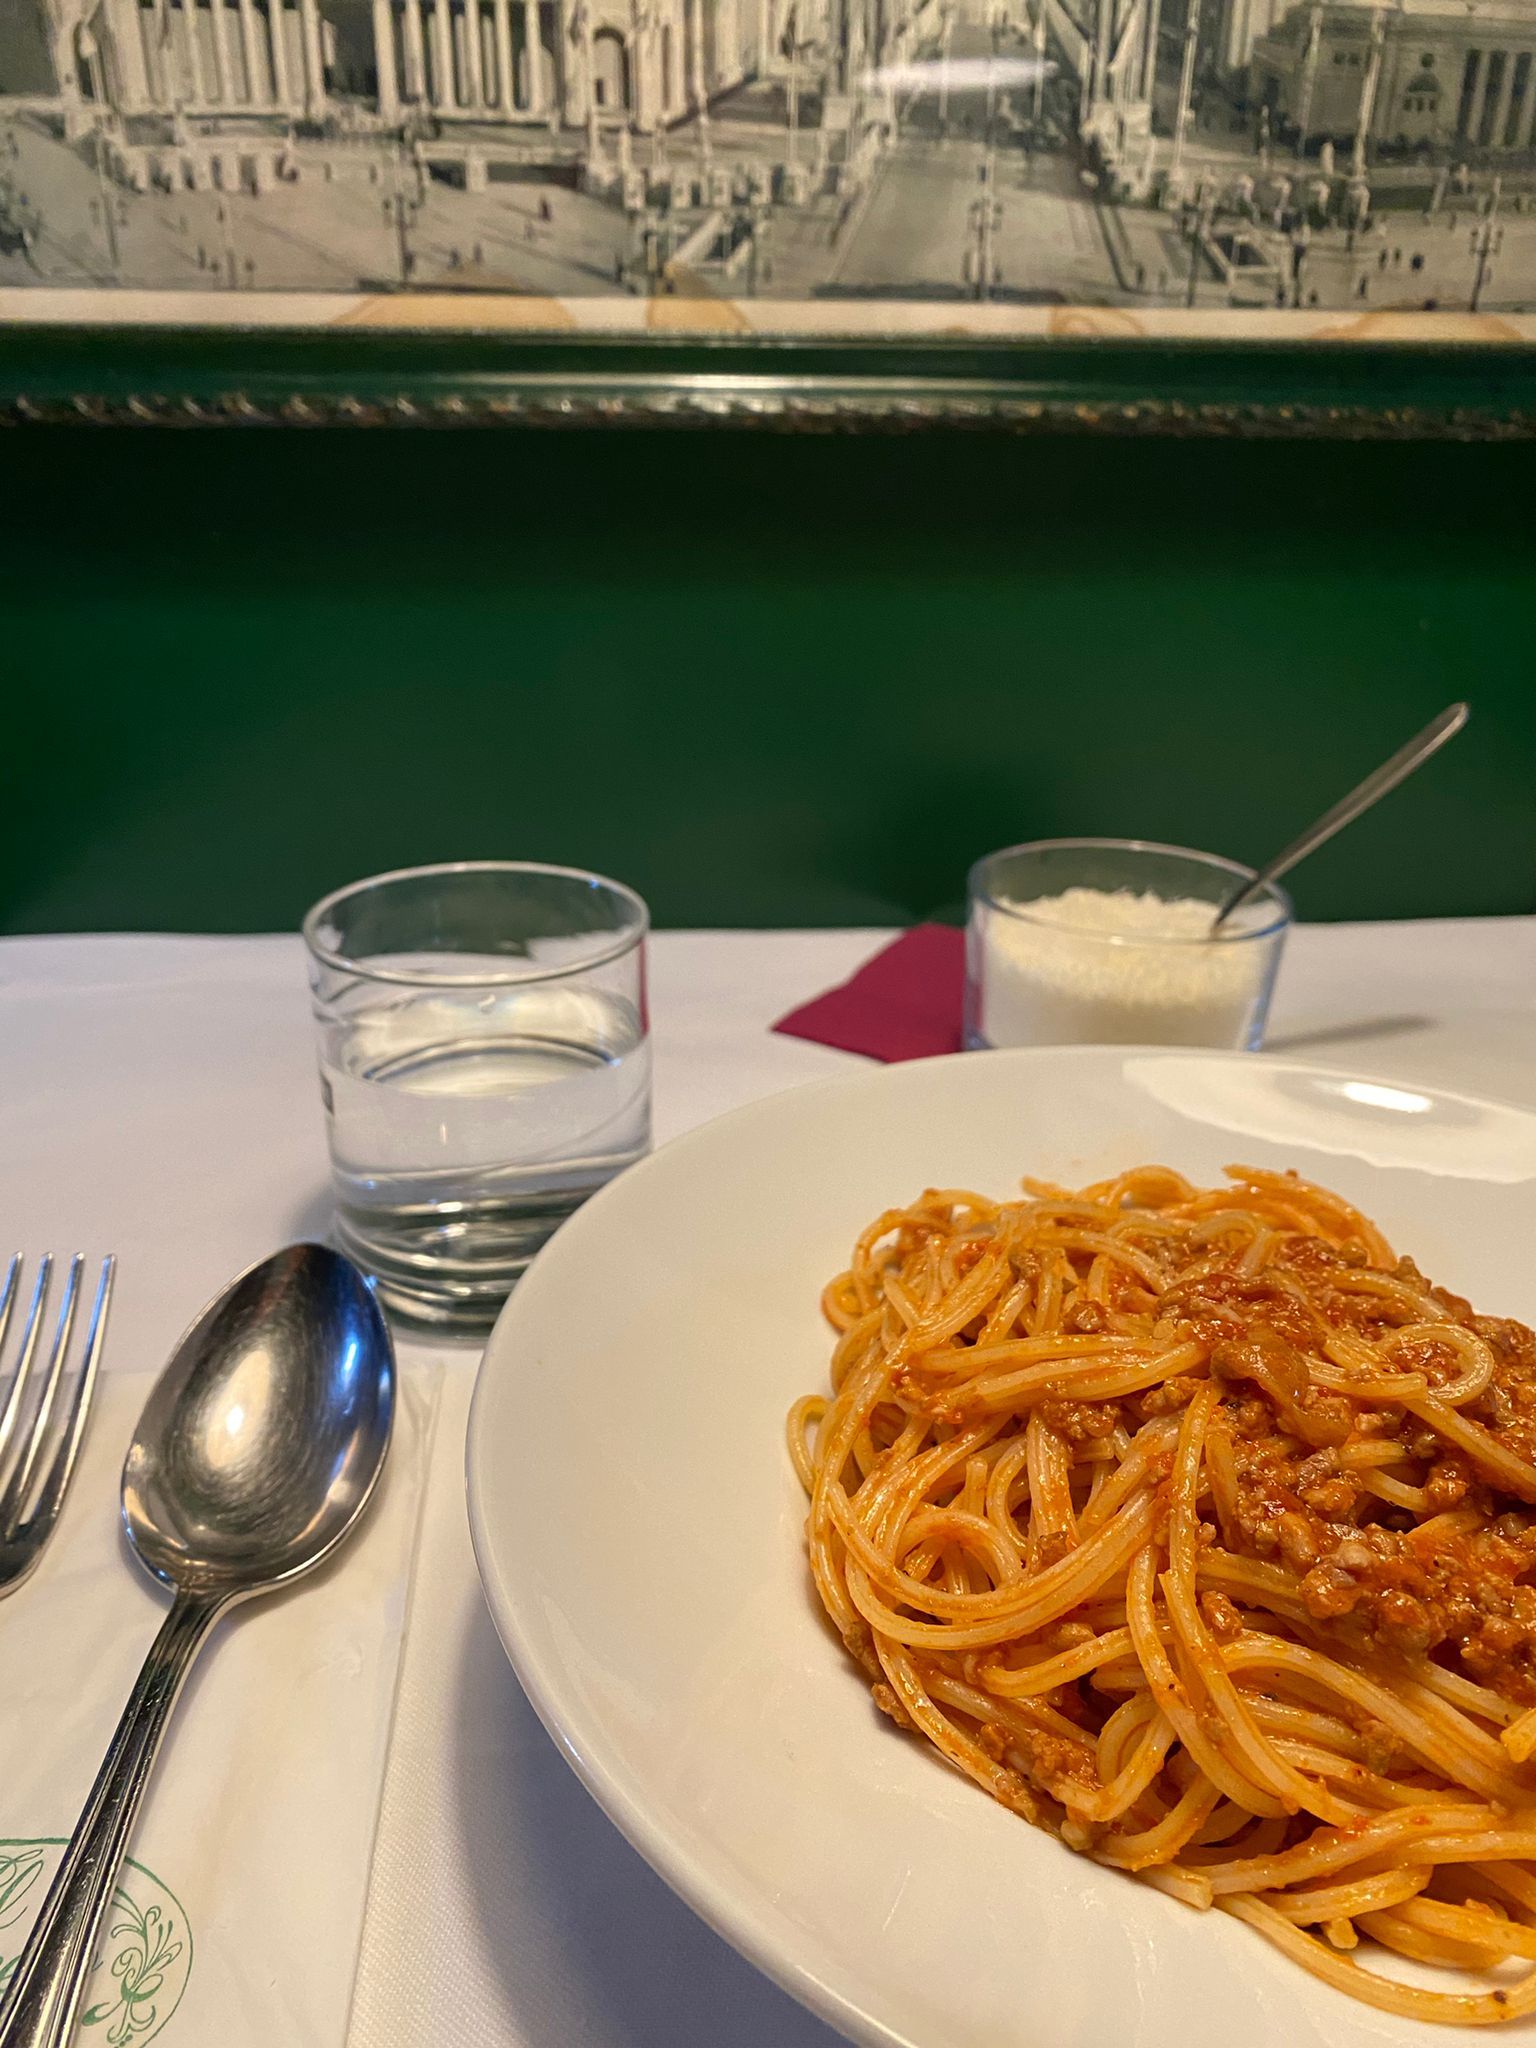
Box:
(0, 1255, 115, 1597)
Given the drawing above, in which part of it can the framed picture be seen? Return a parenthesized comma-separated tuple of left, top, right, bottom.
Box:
(4, 0, 1536, 431)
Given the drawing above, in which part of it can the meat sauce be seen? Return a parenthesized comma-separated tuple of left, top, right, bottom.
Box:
(1143, 1245, 1536, 1703)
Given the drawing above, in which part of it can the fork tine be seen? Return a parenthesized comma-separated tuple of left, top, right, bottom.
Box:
(23, 1256, 114, 1542)
(0, 1255, 51, 1477)
(1, 1254, 82, 1529)
(0, 1255, 22, 1358)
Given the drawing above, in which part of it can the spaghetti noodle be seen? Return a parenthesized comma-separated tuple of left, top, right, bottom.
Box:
(788, 1166, 1536, 2022)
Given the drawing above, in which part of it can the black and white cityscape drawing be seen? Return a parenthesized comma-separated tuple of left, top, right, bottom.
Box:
(2, 0, 1536, 319)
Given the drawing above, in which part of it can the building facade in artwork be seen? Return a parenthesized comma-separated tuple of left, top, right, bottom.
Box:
(1036, 0, 1160, 170)
(1249, 0, 1536, 152)
(47, 0, 895, 135)
(1219, 0, 1288, 74)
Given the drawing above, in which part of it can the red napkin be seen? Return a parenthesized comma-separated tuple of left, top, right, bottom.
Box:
(772, 924, 966, 1063)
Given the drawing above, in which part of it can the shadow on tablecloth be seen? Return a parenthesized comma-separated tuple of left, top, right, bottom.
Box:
(450, 1593, 847, 2048)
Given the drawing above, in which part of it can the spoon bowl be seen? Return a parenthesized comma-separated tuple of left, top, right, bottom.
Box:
(0, 1242, 394, 2048)
(123, 1244, 394, 1596)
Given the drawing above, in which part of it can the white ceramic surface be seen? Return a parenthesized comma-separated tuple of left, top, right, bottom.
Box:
(467, 1046, 1536, 2048)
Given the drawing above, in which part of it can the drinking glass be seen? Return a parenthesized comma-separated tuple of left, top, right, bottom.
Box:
(965, 838, 1291, 1053)
(303, 860, 650, 1331)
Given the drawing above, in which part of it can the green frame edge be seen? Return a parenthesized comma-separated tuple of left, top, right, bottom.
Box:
(1, 325, 1534, 435)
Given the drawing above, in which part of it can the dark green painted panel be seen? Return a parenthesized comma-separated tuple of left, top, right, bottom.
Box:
(0, 424, 1530, 933)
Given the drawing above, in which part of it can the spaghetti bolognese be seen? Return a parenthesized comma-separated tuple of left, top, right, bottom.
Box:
(788, 1166, 1536, 2022)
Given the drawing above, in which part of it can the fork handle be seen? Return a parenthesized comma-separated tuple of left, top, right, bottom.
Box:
(0, 1589, 227, 2048)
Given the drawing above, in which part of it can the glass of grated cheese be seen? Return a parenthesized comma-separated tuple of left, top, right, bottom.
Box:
(965, 838, 1292, 1052)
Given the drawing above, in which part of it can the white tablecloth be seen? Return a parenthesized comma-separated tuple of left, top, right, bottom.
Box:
(2, 920, 1535, 2048)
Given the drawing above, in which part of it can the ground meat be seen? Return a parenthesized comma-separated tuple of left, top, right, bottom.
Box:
(844, 1621, 879, 1678)
(1276, 1511, 1321, 1570)
(1275, 1236, 1351, 1283)
(1221, 1429, 1310, 1555)
(1012, 1726, 1099, 1792)
(1459, 1578, 1536, 1694)
(1296, 1449, 1337, 1489)
(1200, 1590, 1244, 1640)
(1301, 1475, 1359, 1517)
(1374, 1588, 1435, 1652)
(1228, 1396, 1275, 1439)
(977, 1721, 1010, 1761)
(1354, 1408, 1403, 1437)
(1289, 1516, 1536, 1690)
(1464, 1318, 1536, 1471)
(1198, 1293, 1536, 1697)
(1138, 1378, 1203, 1415)
(1064, 1300, 1109, 1335)
(1175, 1273, 1320, 1354)
(1425, 1458, 1472, 1511)
(1300, 1561, 1361, 1618)
(1211, 1325, 1351, 1446)
(1038, 1398, 1121, 1443)
(871, 1682, 912, 1728)
(992, 1767, 1044, 1824)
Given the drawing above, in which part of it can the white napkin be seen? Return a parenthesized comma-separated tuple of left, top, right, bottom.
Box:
(0, 1364, 442, 2048)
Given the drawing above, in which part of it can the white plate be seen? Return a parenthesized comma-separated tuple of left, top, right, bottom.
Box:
(467, 1046, 1536, 2048)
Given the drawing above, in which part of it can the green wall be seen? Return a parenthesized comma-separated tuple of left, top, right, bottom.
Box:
(0, 425, 1529, 934)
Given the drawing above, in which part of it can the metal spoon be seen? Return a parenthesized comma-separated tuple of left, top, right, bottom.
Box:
(1212, 701, 1469, 931)
(0, 1243, 394, 2048)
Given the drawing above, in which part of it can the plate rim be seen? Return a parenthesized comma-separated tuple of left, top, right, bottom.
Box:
(466, 1041, 1536, 2048)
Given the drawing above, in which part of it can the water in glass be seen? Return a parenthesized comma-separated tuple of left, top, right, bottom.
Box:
(321, 976, 650, 1314)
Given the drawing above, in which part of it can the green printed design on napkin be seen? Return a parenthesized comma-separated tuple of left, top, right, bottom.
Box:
(0, 1841, 192, 2043)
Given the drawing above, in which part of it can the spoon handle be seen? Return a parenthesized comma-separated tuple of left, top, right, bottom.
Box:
(1212, 700, 1469, 929)
(0, 1589, 226, 2048)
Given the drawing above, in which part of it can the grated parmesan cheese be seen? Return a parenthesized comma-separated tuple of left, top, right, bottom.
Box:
(977, 887, 1280, 1050)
